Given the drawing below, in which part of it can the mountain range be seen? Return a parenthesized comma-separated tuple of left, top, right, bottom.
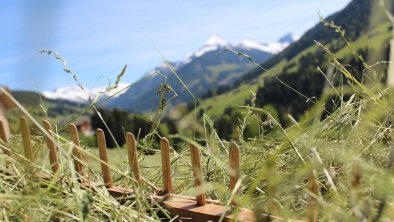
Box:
(106, 34, 297, 111)
(41, 34, 297, 108)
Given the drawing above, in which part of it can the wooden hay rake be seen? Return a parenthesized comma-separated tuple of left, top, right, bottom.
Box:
(0, 118, 260, 222)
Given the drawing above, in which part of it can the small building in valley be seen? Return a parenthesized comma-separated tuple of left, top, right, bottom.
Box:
(73, 116, 94, 136)
(0, 87, 16, 140)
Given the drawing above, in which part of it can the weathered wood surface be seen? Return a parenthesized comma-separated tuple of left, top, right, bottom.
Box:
(152, 194, 255, 222)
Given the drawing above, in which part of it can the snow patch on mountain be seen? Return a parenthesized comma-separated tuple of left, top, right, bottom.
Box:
(186, 33, 298, 59)
(186, 35, 227, 59)
(150, 33, 298, 77)
(234, 39, 288, 54)
(205, 35, 228, 46)
(42, 83, 129, 104)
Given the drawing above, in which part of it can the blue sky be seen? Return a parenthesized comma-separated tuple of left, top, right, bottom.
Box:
(0, 0, 351, 91)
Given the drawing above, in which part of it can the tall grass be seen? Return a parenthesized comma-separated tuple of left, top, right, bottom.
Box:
(3, 76, 394, 221)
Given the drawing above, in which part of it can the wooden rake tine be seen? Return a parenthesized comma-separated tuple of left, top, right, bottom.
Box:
(190, 143, 206, 206)
(126, 132, 141, 184)
(20, 117, 34, 162)
(96, 129, 113, 188)
(43, 120, 60, 173)
(160, 137, 172, 194)
(68, 124, 86, 179)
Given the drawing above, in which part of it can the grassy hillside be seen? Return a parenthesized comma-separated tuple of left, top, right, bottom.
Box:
(8, 90, 88, 133)
(184, 10, 392, 130)
(184, 84, 259, 119)
(240, 0, 390, 82)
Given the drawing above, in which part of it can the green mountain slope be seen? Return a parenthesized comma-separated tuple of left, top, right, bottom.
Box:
(240, 0, 391, 83)
(107, 39, 281, 112)
(185, 0, 393, 128)
(7, 90, 87, 133)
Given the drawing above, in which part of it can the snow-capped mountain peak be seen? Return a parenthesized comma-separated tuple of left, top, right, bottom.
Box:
(186, 33, 297, 59)
(234, 39, 289, 54)
(185, 35, 229, 59)
(205, 35, 228, 46)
